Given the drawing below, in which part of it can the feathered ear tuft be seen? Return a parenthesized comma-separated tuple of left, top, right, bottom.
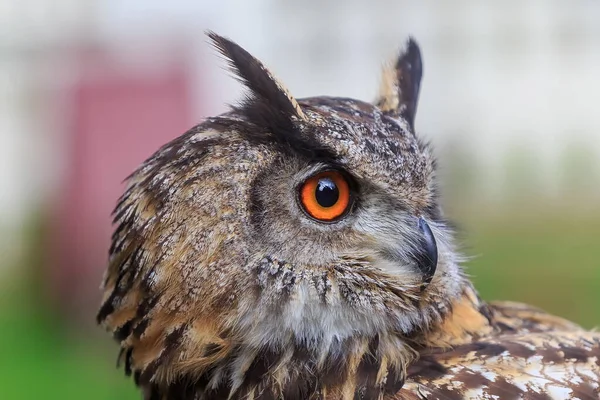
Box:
(375, 37, 423, 131)
(207, 31, 306, 123)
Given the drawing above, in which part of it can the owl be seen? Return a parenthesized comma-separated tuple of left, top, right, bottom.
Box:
(97, 32, 600, 400)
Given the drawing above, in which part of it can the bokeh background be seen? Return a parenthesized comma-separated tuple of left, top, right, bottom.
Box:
(1, 1, 599, 398)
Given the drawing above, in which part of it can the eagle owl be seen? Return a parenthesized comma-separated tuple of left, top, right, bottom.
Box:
(97, 33, 600, 399)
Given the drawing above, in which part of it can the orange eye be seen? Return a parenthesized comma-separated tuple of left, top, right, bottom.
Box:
(299, 171, 352, 222)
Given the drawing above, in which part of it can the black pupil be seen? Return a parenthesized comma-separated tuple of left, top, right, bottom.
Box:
(315, 178, 339, 208)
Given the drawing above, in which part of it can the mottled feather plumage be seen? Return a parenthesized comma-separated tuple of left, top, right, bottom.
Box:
(98, 33, 600, 399)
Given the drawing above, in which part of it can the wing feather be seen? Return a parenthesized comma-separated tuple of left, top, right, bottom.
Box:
(489, 301, 583, 333)
(397, 331, 600, 399)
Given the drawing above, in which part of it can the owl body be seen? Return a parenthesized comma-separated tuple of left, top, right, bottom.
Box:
(98, 33, 600, 399)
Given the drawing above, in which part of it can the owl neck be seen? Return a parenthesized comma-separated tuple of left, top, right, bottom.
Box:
(141, 284, 492, 399)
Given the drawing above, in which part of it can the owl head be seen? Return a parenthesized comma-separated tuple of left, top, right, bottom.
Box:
(98, 33, 467, 398)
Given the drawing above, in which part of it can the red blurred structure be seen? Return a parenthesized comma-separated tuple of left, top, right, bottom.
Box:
(50, 47, 200, 320)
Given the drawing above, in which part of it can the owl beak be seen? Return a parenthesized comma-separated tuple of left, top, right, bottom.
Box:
(413, 217, 438, 287)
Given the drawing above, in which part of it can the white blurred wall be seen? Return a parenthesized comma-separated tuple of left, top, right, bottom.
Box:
(1, 0, 599, 262)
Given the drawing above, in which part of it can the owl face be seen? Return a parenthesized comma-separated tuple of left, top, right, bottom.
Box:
(98, 33, 467, 391)
(233, 95, 464, 344)
(250, 97, 437, 270)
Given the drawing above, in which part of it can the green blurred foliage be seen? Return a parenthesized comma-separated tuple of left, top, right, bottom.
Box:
(0, 302, 137, 400)
(460, 210, 600, 328)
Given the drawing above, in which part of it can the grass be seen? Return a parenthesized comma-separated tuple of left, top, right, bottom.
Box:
(0, 207, 598, 399)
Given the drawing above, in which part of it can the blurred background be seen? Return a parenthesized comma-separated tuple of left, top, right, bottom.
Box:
(1, 0, 599, 398)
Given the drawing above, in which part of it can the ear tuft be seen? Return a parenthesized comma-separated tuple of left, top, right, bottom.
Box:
(375, 37, 423, 131)
(207, 31, 306, 122)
